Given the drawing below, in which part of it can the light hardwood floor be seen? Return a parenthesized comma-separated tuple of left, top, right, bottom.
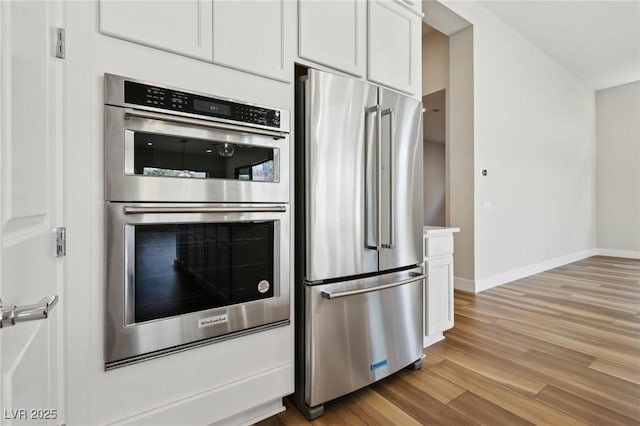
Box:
(256, 256, 640, 425)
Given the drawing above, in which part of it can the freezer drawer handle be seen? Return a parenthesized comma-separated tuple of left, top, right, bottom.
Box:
(123, 205, 286, 215)
(320, 274, 425, 299)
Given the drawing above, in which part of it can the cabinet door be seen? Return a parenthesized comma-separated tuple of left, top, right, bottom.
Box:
(212, 0, 293, 82)
(368, 0, 421, 95)
(298, 0, 366, 77)
(425, 255, 454, 336)
(100, 0, 213, 61)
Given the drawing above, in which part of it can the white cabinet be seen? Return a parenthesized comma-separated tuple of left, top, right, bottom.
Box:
(298, 0, 366, 77)
(99, 0, 293, 82)
(425, 255, 454, 339)
(423, 227, 459, 347)
(100, 0, 213, 61)
(368, 0, 421, 95)
(212, 0, 293, 82)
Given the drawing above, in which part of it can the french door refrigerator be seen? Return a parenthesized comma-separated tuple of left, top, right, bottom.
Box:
(294, 68, 424, 419)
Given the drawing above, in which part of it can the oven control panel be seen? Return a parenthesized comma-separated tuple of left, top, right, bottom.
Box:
(123, 80, 281, 128)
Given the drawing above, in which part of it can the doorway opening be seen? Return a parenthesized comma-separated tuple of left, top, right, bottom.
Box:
(421, 5, 475, 290)
(422, 23, 448, 227)
(423, 89, 446, 226)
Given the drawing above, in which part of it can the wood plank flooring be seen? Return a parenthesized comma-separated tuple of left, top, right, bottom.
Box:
(256, 256, 640, 425)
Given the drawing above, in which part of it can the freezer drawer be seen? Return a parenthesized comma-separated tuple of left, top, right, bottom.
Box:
(304, 268, 424, 407)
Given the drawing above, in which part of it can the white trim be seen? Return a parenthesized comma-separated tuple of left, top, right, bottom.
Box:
(391, 0, 425, 18)
(474, 249, 597, 293)
(423, 333, 445, 348)
(219, 400, 285, 426)
(454, 277, 475, 292)
(596, 248, 640, 259)
(112, 363, 292, 426)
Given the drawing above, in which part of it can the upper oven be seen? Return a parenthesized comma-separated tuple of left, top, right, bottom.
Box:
(104, 74, 290, 203)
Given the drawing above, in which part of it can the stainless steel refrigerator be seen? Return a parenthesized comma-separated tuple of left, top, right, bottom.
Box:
(294, 68, 424, 419)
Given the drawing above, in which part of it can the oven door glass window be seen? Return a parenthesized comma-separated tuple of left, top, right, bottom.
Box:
(128, 130, 277, 182)
(130, 221, 275, 323)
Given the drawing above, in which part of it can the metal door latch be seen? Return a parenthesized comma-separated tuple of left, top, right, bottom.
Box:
(0, 295, 59, 329)
(56, 227, 66, 257)
(55, 28, 65, 59)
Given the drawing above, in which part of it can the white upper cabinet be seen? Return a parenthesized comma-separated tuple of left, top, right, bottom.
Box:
(368, 0, 421, 95)
(298, 0, 366, 77)
(100, 0, 213, 61)
(212, 1, 293, 82)
(98, 0, 422, 91)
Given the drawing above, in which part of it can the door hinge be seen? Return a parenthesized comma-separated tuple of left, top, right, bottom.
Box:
(55, 28, 65, 59)
(56, 227, 66, 257)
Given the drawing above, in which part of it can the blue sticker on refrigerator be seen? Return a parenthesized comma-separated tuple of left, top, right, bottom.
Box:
(370, 359, 388, 371)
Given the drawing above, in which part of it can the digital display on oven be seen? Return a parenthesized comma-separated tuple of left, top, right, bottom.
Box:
(193, 99, 231, 116)
(122, 79, 282, 128)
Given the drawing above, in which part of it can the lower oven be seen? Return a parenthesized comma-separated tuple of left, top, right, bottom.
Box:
(105, 203, 290, 369)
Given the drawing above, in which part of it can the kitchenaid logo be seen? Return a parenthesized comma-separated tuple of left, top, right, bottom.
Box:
(198, 314, 228, 328)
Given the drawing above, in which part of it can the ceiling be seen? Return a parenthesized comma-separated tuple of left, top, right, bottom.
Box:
(478, 1, 640, 90)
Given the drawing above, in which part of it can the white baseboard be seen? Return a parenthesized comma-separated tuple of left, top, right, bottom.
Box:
(596, 248, 640, 259)
(454, 277, 475, 292)
(473, 249, 597, 293)
(423, 333, 445, 348)
(222, 400, 285, 426)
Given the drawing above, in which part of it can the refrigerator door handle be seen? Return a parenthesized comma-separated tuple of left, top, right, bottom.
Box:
(320, 274, 425, 299)
(376, 104, 383, 250)
(382, 107, 395, 249)
(365, 105, 382, 250)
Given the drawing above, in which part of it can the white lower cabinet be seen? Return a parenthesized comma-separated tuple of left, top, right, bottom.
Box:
(423, 227, 459, 347)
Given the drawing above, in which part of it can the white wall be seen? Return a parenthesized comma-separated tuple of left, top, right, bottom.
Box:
(422, 30, 449, 96)
(448, 26, 475, 286)
(442, 1, 597, 291)
(596, 81, 640, 258)
(424, 141, 445, 225)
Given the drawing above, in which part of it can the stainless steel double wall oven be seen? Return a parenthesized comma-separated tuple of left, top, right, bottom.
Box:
(104, 74, 291, 369)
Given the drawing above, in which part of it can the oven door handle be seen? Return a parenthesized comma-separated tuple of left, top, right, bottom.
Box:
(123, 108, 287, 139)
(123, 205, 287, 215)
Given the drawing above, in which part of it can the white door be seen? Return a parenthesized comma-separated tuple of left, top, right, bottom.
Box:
(0, 1, 64, 425)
